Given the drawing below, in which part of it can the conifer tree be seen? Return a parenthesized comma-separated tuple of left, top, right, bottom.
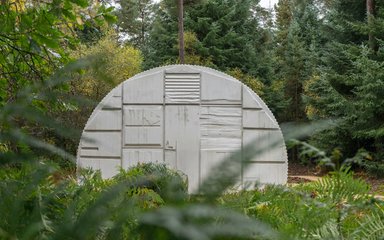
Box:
(304, 0, 384, 157)
(143, 0, 267, 76)
(116, 0, 156, 48)
(273, 0, 323, 122)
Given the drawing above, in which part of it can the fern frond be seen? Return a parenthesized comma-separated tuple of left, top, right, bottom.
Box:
(352, 209, 384, 240)
(310, 220, 341, 240)
(313, 168, 370, 204)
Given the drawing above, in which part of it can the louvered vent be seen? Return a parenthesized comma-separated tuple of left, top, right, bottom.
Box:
(165, 73, 200, 103)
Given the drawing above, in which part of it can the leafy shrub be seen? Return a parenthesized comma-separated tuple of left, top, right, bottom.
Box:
(245, 184, 335, 238)
(113, 163, 188, 203)
(363, 162, 384, 178)
(242, 168, 378, 239)
(344, 149, 384, 178)
(0, 162, 187, 239)
(0, 162, 72, 239)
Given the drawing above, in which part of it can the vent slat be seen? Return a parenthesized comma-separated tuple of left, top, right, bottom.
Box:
(165, 73, 200, 104)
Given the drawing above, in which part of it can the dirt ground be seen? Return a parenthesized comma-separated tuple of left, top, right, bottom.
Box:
(288, 161, 384, 194)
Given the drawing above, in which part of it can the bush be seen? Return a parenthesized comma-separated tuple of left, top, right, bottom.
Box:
(0, 162, 188, 239)
(113, 163, 188, 202)
(229, 168, 380, 239)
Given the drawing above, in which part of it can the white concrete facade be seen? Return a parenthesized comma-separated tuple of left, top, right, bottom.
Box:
(77, 65, 288, 192)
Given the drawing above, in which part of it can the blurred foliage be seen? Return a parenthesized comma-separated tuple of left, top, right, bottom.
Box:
(113, 163, 188, 203)
(0, 0, 117, 167)
(0, 56, 101, 166)
(2, 157, 384, 239)
(52, 29, 142, 157)
(0, 162, 186, 239)
(1, 0, 384, 239)
(70, 29, 142, 100)
(241, 167, 383, 239)
(0, 0, 115, 106)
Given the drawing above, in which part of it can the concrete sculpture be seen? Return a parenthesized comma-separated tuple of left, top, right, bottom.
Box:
(77, 65, 288, 192)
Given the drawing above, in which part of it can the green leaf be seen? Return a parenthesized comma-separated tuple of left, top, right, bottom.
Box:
(68, 0, 89, 8)
(102, 13, 117, 24)
(29, 38, 42, 53)
(62, 8, 76, 21)
(32, 33, 60, 49)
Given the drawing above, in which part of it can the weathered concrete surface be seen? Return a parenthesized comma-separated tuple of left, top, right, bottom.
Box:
(77, 65, 288, 192)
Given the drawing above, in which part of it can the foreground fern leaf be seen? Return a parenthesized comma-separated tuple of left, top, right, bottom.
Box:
(313, 167, 370, 205)
(352, 207, 384, 240)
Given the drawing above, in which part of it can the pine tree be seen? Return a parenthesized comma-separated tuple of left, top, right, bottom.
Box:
(116, 0, 156, 48)
(143, 0, 268, 76)
(142, 1, 179, 69)
(304, 0, 384, 157)
(273, 0, 323, 122)
(185, 0, 262, 75)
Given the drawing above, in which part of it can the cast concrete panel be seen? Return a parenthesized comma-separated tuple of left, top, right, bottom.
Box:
(201, 71, 242, 105)
(165, 105, 200, 192)
(243, 110, 278, 129)
(77, 65, 288, 193)
(123, 105, 163, 147)
(243, 86, 262, 109)
(86, 110, 122, 130)
(123, 105, 163, 126)
(80, 158, 120, 179)
(243, 130, 285, 162)
(101, 85, 122, 109)
(123, 70, 164, 104)
(200, 150, 234, 181)
(122, 149, 163, 168)
(166, 65, 201, 73)
(124, 127, 163, 146)
(200, 106, 242, 150)
(164, 150, 177, 168)
(80, 131, 121, 158)
(243, 163, 287, 185)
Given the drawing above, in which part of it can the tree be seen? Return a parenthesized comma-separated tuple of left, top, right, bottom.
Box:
(178, 0, 185, 63)
(71, 30, 142, 101)
(50, 29, 143, 155)
(185, 0, 262, 74)
(0, 0, 115, 106)
(142, 0, 203, 69)
(0, 0, 115, 159)
(367, 0, 376, 51)
(143, 0, 269, 76)
(303, 0, 384, 157)
(116, 0, 156, 48)
(142, 0, 179, 69)
(273, 0, 323, 122)
(183, 31, 214, 66)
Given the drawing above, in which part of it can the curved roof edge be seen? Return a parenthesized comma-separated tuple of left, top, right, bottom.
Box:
(92, 64, 279, 126)
(77, 64, 287, 168)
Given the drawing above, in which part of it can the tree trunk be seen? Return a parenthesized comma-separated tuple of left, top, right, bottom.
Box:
(367, 0, 375, 19)
(367, 0, 377, 52)
(141, 9, 145, 46)
(178, 0, 185, 64)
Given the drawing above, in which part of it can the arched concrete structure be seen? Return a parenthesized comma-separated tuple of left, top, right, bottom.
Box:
(77, 65, 288, 192)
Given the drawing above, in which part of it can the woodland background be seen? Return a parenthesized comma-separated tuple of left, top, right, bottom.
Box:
(2, 0, 383, 170)
(1, 0, 384, 239)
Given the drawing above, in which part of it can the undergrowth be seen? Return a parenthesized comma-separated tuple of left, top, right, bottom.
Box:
(2, 161, 384, 240)
(1, 51, 384, 240)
